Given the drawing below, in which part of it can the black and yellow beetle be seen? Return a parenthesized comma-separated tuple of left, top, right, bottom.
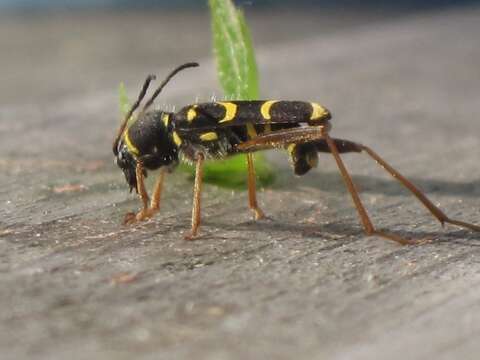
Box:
(113, 62, 480, 244)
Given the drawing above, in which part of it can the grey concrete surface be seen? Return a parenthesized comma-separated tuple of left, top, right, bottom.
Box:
(1, 5, 480, 360)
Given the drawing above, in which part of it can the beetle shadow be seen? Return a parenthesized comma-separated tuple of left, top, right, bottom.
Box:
(214, 217, 480, 248)
(271, 166, 480, 198)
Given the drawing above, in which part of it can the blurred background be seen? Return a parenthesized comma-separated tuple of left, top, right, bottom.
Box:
(1, 0, 479, 107)
(1, 0, 479, 10)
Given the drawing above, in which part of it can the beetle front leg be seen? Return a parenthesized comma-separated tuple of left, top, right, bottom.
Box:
(123, 161, 151, 224)
(123, 167, 167, 225)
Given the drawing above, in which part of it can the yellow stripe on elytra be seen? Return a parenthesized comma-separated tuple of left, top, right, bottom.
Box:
(246, 123, 257, 139)
(217, 102, 237, 123)
(173, 131, 182, 146)
(124, 130, 140, 156)
(162, 113, 170, 127)
(260, 100, 278, 120)
(199, 132, 218, 141)
(187, 105, 197, 122)
(310, 102, 328, 121)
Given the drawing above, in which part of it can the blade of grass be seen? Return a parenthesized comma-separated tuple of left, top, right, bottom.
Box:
(119, 82, 129, 115)
(179, 153, 274, 189)
(118, 82, 137, 127)
(184, 0, 274, 188)
(237, 9, 259, 99)
(209, 0, 259, 99)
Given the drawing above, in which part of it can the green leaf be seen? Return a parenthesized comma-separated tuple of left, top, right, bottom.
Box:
(187, 0, 274, 189)
(179, 153, 274, 189)
(119, 82, 130, 116)
(237, 9, 259, 99)
(209, 0, 259, 99)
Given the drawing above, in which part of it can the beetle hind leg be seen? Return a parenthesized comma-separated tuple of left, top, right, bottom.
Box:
(237, 125, 480, 244)
(324, 135, 480, 242)
(324, 135, 421, 245)
(357, 144, 480, 233)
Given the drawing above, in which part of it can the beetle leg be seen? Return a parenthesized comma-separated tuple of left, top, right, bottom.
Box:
(185, 153, 205, 240)
(123, 167, 167, 225)
(150, 167, 166, 212)
(237, 125, 327, 152)
(324, 135, 419, 245)
(123, 161, 150, 224)
(246, 153, 266, 220)
(236, 127, 424, 244)
(356, 143, 480, 233)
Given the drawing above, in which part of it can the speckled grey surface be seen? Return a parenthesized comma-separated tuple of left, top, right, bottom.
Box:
(1, 6, 480, 360)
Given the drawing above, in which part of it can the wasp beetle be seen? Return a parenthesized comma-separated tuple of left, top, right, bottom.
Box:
(113, 62, 480, 244)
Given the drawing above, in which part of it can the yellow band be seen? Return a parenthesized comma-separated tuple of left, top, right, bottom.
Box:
(217, 102, 238, 123)
(199, 132, 218, 141)
(260, 100, 278, 120)
(124, 130, 140, 156)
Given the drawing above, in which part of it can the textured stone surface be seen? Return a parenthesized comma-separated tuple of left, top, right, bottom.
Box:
(1, 5, 480, 360)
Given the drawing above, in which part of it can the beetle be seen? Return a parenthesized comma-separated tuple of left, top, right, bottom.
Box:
(113, 62, 480, 244)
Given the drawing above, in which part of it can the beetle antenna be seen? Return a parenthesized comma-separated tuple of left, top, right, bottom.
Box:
(113, 74, 156, 155)
(141, 62, 199, 112)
